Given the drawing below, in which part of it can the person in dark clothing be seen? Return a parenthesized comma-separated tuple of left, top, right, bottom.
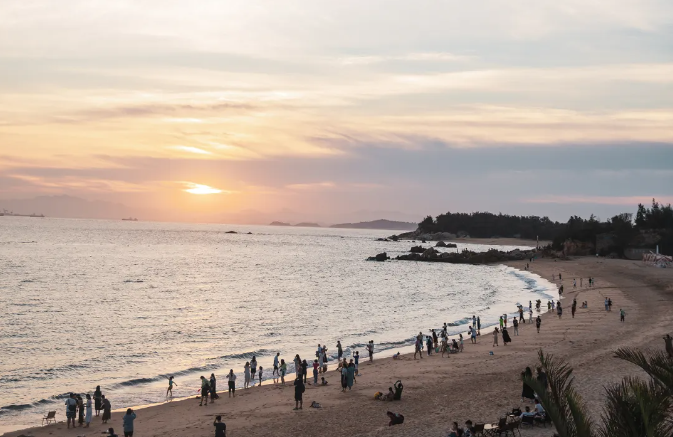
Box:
(94, 386, 102, 416)
(521, 367, 535, 402)
(293, 376, 305, 410)
(213, 415, 226, 437)
(301, 359, 308, 384)
(393, 380, 403, 400)
(536, 367, 548, 392)
(387, 411, 404, 426)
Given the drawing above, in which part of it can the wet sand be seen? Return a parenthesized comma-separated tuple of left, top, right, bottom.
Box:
(7, 257, 673, 437)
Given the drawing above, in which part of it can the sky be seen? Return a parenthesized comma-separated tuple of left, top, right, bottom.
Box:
(1, 0, 672, 223)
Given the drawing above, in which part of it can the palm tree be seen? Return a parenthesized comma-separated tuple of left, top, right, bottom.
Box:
(524, 348, 673, 437)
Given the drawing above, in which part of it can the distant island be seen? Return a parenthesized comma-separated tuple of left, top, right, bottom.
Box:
(269, 221, 320, 227)
(330, 219, 417, 231)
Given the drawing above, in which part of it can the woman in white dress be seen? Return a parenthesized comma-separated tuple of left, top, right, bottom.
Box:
(84, 394, 92, 427)
(244, 362, 251, 389)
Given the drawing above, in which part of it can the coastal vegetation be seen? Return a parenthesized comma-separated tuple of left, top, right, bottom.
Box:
(413, 199, 673, 256)
(525, 348, 673, 437)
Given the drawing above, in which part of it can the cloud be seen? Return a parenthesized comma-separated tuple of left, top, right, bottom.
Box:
(523, 195, 673, 206)
(182, 182, 226, 194)
(286, 182, 336, 191)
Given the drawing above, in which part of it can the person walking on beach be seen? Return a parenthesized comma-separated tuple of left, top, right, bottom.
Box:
(354, 351, 360, 375)
(504, 314, 508, 327)
(459, 334, 464, 352)
(557, 303, 563, 319)
(341, 361, 348, 391)
(301, 359, 308, 383)
(293, 355, 301, 378)
(258, 366, 263, 386)
(368, 340, 374, 362)
(620, 309, 626, 322)
(470, 326, 477, 344)
(608, 298, 613, 311)
(214, 415, 227, 437)
(317, 345, 324, 373)
(337, 341, 343, 362)
(65, 393, 77, 429)
(604, 298, 609, 311)
(250, 356, 257, 382)
(100, 395, 111, 424)
(199, 376, 210, 406)
(492, 327, 499, 347)
(84, 394, 92, 427)
(477, 316, 481, 334)
(414, 334, 423, 359)
(210, 373, 218, 400)
(273, 353, 280, 380)
(166, 376, 177, 399)
(571, 299, 577, 318)
(94, 386, 102, 416)
(312, 359, 319, 384)
(293, 376, 305, 410)
(77, 395, 84, 427)
(432, 329, 438, 349)
(226, 369, 237, 397)
(426, 335, 434, 355)
(519, 306, 524, 323)
(244, 362, 251, 389)
(499, 316, 504, 330)
(536, 316, 542, 333)
(122, 408, 136, 437)
(280, 359, 287, 385)
(472, 315, 476, 328)
(559, 273, 562, 280)
(502, 326, 512, 345)
(346, 362, 355, 390)
(529, 308, 533, 323)
(573, 278, 576, 289)
(513, 318, 519, 336)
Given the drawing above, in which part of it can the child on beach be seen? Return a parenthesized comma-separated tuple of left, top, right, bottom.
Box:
(166, 376, 177, 399)
(280, 359, 287, 385)
(536, 316, 542, 333)
(620, 309, 626, 322)
(258, 366, 263, 386)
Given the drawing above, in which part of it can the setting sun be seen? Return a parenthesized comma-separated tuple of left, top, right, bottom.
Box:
(183, 183, 222, 195)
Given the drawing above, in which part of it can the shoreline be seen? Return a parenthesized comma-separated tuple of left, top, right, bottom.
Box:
(5, 257, 672, 437)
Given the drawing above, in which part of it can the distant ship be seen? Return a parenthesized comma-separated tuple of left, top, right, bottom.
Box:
(122, 217, 138, 221)
(0, 210, 44, 218)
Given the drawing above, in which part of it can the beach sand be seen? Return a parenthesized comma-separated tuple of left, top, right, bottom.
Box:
(6, 257, 673, 437)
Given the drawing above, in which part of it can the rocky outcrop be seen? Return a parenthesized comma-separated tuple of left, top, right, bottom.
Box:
(410, 246, 425, 253)
(367, 252, 390, 262)
(435, 241, 457, 248)
(395, 247, 536, 264)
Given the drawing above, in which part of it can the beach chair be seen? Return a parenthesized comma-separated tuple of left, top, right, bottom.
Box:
(520, 415, 535, 427)
(493, 417, 508, 436)
(42, 411, 56, 425)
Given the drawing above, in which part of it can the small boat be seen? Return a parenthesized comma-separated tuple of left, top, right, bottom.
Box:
(122, 217, 138, 221)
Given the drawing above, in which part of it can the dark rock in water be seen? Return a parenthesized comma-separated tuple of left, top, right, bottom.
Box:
(367, 252, 390, 261)
(376, 238, 390, 242)
(446, 243, 457, 248)
(225, 231, 237, 234)
(410, 246, 425, 253)
(436, 241, 447, 247)
(390, 235, 399, 241)
(247, 232, 253, 234)
(422, 239, 427, 243)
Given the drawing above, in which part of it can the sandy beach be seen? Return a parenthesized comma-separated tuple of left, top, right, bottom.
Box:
(7, 257, 673, 437)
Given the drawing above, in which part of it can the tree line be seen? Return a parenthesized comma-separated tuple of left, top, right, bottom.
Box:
(418, 199, 673, 254)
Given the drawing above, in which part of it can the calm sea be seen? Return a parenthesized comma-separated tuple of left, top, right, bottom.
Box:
(0, 217, 554, 433)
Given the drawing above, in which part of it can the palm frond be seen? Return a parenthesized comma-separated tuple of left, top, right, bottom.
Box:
(614, 348, 673, 396)
(598, 377, 673, 437)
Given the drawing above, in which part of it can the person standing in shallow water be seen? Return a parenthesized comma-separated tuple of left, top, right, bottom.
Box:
(250, 356, 257, 383)
(210, 373, 218, 400)
(226, 369, 236, 397)
(244, 362, 251, 389)
(94, 386, 102, 416)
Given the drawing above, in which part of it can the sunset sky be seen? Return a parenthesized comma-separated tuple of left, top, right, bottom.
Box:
(1, 1, 672, 223)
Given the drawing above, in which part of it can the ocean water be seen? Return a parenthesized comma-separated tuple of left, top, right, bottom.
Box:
(0, 218, 555, 433)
